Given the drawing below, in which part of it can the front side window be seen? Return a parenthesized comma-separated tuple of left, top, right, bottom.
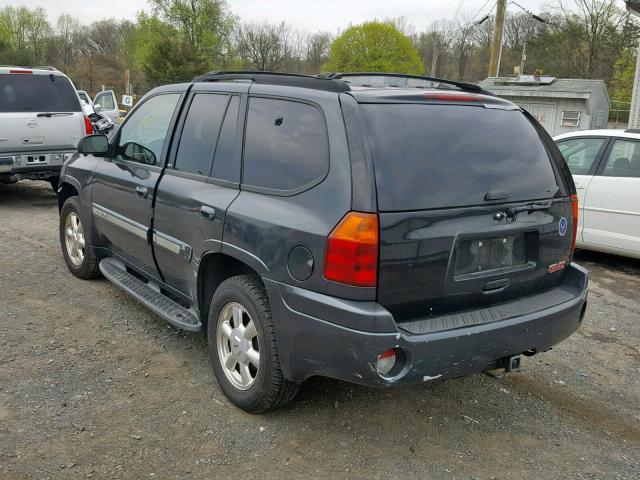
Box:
(116, 93, 180, 166)
(602, 139, 640, 178)
(561, 111, 581, 127)
(556, 137, 606, 175)
(96, 92, 115, 110)
(174, 93, 229, 176)
(243, 97, 329, 192)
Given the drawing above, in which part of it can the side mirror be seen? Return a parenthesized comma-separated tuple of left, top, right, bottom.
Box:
(78, 135, 109, 156)
(121, 142, 156, 165)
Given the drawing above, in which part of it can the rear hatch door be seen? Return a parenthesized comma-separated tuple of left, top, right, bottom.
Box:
(0, 71, 84, 152)
(359, 97, 575, 323)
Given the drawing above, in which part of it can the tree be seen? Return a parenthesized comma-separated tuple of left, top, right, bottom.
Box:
(322, 21, 423, 74)
(235, 21, 295, 71)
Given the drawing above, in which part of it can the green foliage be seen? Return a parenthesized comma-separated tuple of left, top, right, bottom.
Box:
(133, 0, 235, 85)
(610, 49, 636, 109)
(323, 21, 423, 74)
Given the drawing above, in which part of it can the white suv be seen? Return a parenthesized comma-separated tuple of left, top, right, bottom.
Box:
(555, 129, 640, 259)
(0, 66, 90, 190)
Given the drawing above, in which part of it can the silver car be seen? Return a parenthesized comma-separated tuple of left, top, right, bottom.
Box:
(0, 66, 89, 190)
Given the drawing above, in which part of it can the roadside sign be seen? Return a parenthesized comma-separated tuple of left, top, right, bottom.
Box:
(121, 95, 133, 107)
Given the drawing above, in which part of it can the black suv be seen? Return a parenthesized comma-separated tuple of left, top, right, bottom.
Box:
(57, 72, 588, 412)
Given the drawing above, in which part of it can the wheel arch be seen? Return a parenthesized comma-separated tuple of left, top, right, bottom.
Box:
(197, 252, 264, 329)
(57, 177, 82, 212)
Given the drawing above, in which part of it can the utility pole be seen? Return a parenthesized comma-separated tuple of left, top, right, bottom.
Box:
(488, 0, 507, 77)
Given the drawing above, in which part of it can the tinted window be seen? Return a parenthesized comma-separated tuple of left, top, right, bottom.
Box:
(175, 94, 229, 176)
(557, 137, 605, 175)
(0, 74, 81, 113)
(602, 139, 640, 178)
(212, 95, 240, 181)
(362, 104, 559, 211)
(117, 93, 180, 166)
(243, 97, 328, 191)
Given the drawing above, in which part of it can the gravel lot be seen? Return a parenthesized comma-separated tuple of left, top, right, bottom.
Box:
(1, 181, 639, 479)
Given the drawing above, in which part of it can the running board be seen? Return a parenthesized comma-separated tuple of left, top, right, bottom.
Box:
(99, 258, 203, 332)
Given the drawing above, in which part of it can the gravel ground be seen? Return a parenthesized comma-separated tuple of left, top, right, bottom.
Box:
(1, 181, 639, 480)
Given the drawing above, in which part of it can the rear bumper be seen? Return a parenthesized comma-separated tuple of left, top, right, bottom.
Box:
(264, 263, 588, 386)
(0, 151, 72, 175)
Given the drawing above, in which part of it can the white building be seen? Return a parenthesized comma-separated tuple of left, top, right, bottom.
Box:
(478, 76, 611, 137)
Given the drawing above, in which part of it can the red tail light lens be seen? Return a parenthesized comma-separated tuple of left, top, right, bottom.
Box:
(83, 116, 93, 135)
(570, 194, 579, 252)
(9, 69, 32, 74)
(324, 212, 378, 287)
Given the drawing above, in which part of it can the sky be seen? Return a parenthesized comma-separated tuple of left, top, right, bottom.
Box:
(6, 0, 556, 32)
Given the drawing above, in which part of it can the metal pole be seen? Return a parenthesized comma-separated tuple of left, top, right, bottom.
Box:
(520, 43, 527, 76)
(488, 0, 507, 77)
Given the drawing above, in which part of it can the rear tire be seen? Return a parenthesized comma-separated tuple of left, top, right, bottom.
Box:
(59, 196, 100, 279)
(207, 275, 299, 412)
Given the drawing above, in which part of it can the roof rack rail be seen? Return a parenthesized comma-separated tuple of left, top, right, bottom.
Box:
(624, 128, 640, 134)
(325, 72, 486, 94)
(0, 65, 59, 71)
(193, 70, 350, 93)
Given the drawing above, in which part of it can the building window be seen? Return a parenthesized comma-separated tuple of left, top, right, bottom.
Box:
(561, 111, 581, 127)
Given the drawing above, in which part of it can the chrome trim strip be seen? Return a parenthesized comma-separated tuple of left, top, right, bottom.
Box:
(92, 204, 148, 240)
(584, 206, 640, 217)
(152, 230, 193, 262)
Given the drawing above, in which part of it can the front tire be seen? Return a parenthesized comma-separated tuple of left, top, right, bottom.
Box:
(208, 275, 299, 412)
(59, 196, 100, 279)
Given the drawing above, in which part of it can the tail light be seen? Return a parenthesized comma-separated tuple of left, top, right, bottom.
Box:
(423, 92, 481, 102)
(83, 116, 93, 135)
(570, 194, 579, 252)
(9, 69, 32, 74)
(324, 211, 378, 287)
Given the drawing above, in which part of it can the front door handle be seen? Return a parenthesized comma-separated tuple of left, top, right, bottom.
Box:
(136, 186, 148, 199)
(199, 206, 216, 221)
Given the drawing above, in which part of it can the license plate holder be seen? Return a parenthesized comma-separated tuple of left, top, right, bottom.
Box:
(453, 232, 529, 278)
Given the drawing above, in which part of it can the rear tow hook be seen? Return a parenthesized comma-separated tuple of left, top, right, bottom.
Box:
(484, 355, 522, 379)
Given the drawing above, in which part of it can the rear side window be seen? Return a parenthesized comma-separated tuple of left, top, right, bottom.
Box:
(0, 74, 81, 113)
(175, 93, 229, 176)
(602, 139, 640, 178)
(243, 97, 329, 192)
(362, 104, 559, 211)
(211, 95, 240, 181)
(556, 137, 606, 175)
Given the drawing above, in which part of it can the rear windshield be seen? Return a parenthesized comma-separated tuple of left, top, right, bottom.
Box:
(0, 74, 81, 113)
(362, 104, 559, 211)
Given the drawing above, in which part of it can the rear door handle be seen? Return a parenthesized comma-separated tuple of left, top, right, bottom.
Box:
(135, 186, 148, 198)
(199, 206, 216, 221)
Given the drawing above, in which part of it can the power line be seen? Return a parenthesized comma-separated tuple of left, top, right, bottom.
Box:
(470, 0, 495, 23)
(454, 0, 466, 21)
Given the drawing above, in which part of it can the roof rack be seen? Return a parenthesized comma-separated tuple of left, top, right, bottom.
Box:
(324, 72, 486, 94)
(193, 71, 350, 93)
(0, 65, 59, 71)
(625, 128, 640, 134)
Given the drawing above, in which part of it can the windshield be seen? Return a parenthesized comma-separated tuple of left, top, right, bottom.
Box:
(362, 104, 559, 211)
(0, 74, 81, 113)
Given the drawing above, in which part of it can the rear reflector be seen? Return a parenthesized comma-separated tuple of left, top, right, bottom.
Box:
(83, 116, 93, 135)
(376, 349, 397, 376)
(570, 194, 579, 252)
(423, 92, 481, 102)
(324, 211, 378, 287)
(9, 69, 32, 74)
